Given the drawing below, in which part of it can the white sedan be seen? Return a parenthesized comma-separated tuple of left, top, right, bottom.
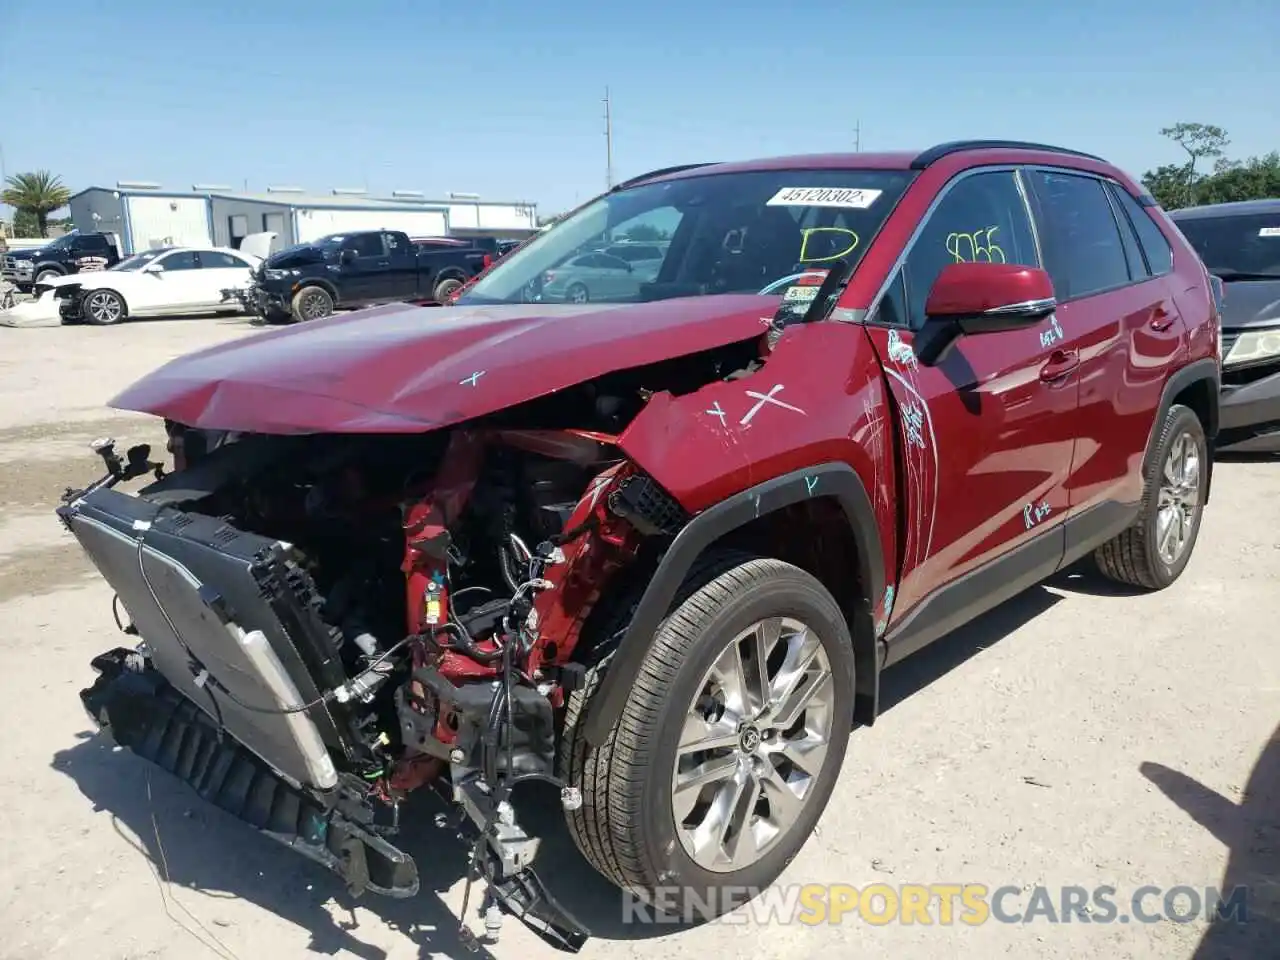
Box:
(32, 245, 263, 326)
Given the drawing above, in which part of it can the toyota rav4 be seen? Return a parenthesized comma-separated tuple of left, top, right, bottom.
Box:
(58, 140, 1220, 951)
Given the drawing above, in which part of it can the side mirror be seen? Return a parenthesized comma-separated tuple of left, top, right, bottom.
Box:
(915, 262, 1056, 366)
(143, 263, 163, 274)
(339, 248, 357, 265)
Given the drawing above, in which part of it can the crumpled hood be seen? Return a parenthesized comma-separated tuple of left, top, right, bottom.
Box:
(110, 296, 773, 434)
(1220, 278, 1280, 330)
(264, 245, 328, 269)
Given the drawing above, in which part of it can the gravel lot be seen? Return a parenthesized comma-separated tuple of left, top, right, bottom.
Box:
(1, 317, 1275, 960)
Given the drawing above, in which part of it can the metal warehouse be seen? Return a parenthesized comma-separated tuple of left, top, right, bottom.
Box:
(67, 183, 540, 255)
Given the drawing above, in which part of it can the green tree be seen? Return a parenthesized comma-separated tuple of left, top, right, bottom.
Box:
(1195, 152, 1280, 206)
(12, 209, 39, 238)
(1141, 163, 1193, 210)
(1, 170, 72, 237)
(1161, 122, 1230, 207)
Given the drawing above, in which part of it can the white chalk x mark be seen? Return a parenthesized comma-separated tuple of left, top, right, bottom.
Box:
(460, 370, 486, 387)
(805, 476, 819, 496)
(740, 384, 806, 426)
(706, 402, 728, 426)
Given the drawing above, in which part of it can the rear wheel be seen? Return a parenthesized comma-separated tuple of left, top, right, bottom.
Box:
(560, 552, 855, 917)
(83, 289, 127, 326)
(291, 286, 333, 322)
(1094, 403, 1207, 589)
(566, 282, 589, 304)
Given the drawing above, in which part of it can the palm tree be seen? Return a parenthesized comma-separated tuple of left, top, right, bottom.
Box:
(1, 171, 73, 238)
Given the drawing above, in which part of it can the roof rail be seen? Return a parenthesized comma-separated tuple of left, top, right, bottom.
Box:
(910, 140, 1107, 170)
(612, 162, 718, 191)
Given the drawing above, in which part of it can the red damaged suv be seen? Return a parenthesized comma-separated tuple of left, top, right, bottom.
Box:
(60, 140, 1219, 950)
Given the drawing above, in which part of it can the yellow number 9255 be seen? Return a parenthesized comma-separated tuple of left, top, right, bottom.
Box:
(945, 226, 1006, 264)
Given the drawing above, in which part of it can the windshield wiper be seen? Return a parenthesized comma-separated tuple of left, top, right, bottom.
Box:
(1210, 269, 1280, 282)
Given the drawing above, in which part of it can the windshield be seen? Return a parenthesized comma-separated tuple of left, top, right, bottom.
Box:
(1175, 213, 1280, 279)
(112, 249, 169, 271)
(458, 168, 915, 305)
(43, 233, 78, 250)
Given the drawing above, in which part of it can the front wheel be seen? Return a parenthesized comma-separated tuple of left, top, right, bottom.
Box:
(82, 289, 127, 326)
(35, 269, 63, 284)
(1094, 403, 1207, 589)
(432, 276, 464, 303)
(291, 285, 334, 322)
(565, 282, 589, 304)
(560, 552, 855, 917)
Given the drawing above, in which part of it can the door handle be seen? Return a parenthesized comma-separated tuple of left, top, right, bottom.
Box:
(1039, 349, 1080, 382)
(1149, 305, 1175, 332)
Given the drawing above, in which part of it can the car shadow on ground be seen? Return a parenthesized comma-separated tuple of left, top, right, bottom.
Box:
(50, 584, 1079, 953)
(52, 732, 497, 960)
(1140, 724, 1279, 959)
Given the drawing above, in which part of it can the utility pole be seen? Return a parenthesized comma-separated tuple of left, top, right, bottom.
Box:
(603, 86, 613, 190)
(854, 120, 861, 152)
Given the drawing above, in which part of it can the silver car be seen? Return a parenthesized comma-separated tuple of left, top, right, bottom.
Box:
(541, 251, 660, 303)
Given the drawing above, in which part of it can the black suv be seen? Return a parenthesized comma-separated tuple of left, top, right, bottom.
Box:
(1171, 199, 1280, 453)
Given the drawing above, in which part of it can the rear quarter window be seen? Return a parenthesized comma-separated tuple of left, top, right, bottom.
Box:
(1111, 186, 1173, 276)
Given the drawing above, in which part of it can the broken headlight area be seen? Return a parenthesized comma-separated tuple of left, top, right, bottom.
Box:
(52, 284, 85, 319)
(58, 420, 691, 951)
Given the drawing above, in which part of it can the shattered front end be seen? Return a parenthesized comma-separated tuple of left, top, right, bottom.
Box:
(55, 419, 697, 952)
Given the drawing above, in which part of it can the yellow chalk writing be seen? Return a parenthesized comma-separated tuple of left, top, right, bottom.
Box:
(800, 227, 859, 263)
(945, 226, 1006, 264)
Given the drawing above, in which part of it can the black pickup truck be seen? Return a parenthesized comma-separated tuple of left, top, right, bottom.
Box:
(2, 231, 121, 291)
(240, 229, 491, 323)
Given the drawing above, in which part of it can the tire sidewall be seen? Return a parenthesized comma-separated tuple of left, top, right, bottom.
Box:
(633, 567, 855, 907)
(567, 283, 589, 303)
(35, 269, 63, 284)
(1144, 405, 1208, 585)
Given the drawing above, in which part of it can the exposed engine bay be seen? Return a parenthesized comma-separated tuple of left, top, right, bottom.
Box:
(58, 343, 761, 951)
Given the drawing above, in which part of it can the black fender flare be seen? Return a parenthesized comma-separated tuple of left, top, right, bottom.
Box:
(1150, 357, 1220, 501)
(33, 261, 67, 279)
(581, 461, 885, 746)
(294, 278, 339, 305)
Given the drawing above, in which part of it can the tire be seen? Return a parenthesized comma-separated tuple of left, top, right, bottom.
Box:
(432, 276, 464, 303)
(559, 550, 856, 920)
(82, 289, 127, 326)
(566, 282, 589, 304)
(1094, 403, 1207, 590)
(35, 269, 63, 284)
(291, 285, 333, 322)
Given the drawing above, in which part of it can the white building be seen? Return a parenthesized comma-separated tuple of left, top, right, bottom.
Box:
(68, 183, 540, 255)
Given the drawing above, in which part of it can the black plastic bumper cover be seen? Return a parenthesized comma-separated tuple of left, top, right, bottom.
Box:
(1219, 365, 1280, 452)
(82, 647, 419, 898)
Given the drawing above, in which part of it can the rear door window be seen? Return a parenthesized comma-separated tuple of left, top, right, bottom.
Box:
(1111, 186, 1174, 276)
(1029, 171, 1132, 299)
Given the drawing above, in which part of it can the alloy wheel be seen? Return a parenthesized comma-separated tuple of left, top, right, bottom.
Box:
(301, 292, 330, 320)
(87, 291, 121, 324)
(670, 616, 835, 873)
(1155, 430, 1201, 565)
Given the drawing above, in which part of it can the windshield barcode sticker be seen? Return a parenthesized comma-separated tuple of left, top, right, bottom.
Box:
(1259, 227, 1280, 237)
(767, 187, 883, 209)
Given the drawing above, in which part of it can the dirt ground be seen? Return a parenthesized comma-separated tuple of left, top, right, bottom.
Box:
(0, 316, 1276, 960)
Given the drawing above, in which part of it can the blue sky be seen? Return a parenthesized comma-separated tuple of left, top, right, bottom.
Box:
(2, 0, 1277, 215)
